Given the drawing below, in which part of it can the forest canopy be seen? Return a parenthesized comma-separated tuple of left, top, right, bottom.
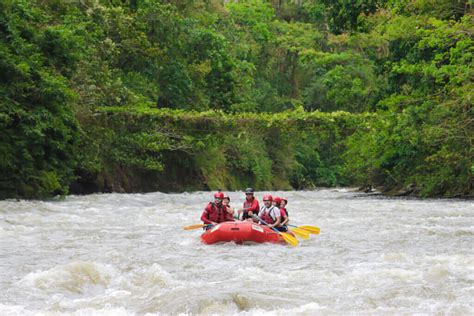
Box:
(0, 0, 472, 199)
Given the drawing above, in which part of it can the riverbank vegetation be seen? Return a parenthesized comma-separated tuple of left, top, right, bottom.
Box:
(1, 0, 472, 199)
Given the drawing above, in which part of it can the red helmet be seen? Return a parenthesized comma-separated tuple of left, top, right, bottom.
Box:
(223, 194, 230, 201)
(214, 192, 224, 199)
(262, 194, 273, 201)
(273, 197, 282, 204)
(281, 197, 288, 203)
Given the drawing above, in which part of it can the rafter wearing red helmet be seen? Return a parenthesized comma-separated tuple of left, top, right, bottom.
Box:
(255, 194, 282, 230)
(273, 197, 289, 228)
(200, 192, 234, 227)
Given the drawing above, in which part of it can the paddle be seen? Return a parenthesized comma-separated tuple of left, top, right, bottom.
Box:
(183, 223, 213, 230)
(288, 224, 320, 235)
(287, 227, 310, 239)
(252, 215, 298, 247)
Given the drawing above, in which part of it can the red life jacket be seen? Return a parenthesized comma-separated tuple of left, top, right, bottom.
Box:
(243, 200, 252, 209)
(205, 202, 228, 223)
(260, 206, 278, 225)
(280, 207, 288, 218)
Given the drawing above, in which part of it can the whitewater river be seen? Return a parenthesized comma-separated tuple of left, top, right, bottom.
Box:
(0, 189, 473, 315)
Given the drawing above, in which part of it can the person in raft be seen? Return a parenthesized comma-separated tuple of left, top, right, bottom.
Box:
(200, 192, 234, 228)
(272, 196, 289, 231)
(222, 194, 236, 221)
(279, 197, 290, 227)
(254, 194, 285, 231)
(237, 187, 260, 220)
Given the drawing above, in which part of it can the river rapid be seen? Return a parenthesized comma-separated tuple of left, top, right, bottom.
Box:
(0, 189, 473, 315)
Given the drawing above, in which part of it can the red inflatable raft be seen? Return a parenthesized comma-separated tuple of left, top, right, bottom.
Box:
(201, 221, 286, 245)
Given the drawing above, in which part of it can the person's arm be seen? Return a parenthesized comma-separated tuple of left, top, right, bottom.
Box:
(269, 208, 281, 228)
(238, 202, 249, 213)
(225, 205, 234, 215)
(281, 209, 289, 225)
(248, 199, 259, 216)
(200, 205, 215, 225)
(225, 206, 236, 221)
(269, 216, 281, 228)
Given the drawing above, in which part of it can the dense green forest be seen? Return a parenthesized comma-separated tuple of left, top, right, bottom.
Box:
(1, 0, 472, 199)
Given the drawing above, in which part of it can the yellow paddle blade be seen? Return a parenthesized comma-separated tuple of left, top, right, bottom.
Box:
(183, 223, 207, 230)
(280, 232, 299, 247)
(299, 225, 320, 235)
(289, 228, 310, 239)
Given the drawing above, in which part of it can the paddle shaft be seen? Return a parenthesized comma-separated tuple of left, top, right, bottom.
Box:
(184, 223, 214, 230)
